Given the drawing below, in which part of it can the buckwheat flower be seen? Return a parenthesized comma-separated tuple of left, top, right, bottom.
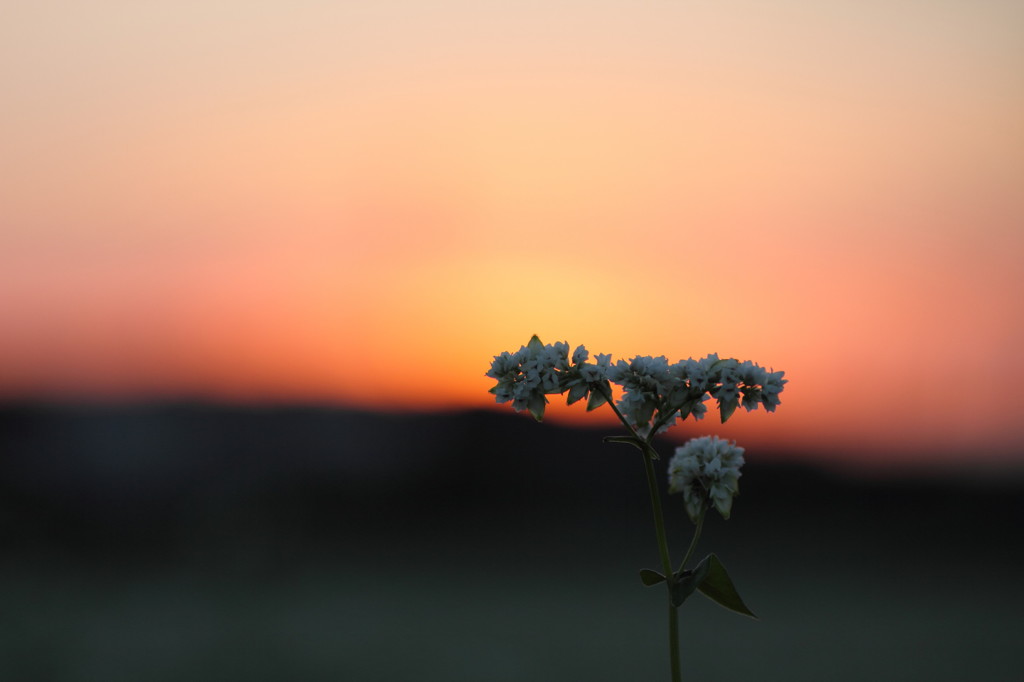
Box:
(485, 350, 524, 405)
(580, 353, 611, 383)
(616, 390, 655, 432)
(519, 339, 567, 394)
(709, 358, 740, 398)
(659, 359, 710, 423)
(545, 341, 572, 373)
(760, 369, 787, 411)
(697, 353, 722, 376)
(487, 336, 571, 421)
(738, 360, 768, 388)
(688, 392, 710, 421)
(667, 436, 745, 522)
(740, 385, 763, 412)
(564, 346, 612, 409)
(510, 374, 544, 414)
(607, 355, 673, 430)
(607, 355, 672, 391)
(668, 358, 706, 394)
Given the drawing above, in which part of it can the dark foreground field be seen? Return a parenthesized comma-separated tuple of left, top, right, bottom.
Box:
(1, 405, 1021, 681)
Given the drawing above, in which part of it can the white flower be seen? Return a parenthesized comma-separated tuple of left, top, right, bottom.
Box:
(485, 350, 523, 405)
(689, 393, 710, 420)
(488, 338, 785, 429)
(607, 355, 672, 430)
(711, 359, 741, 403)
(564, 347, 612, 407)
(580, 353, 611, 383)
(486, 336, 570, 420)
(760, 369, 786, 411)
(667, 436, 745, 522)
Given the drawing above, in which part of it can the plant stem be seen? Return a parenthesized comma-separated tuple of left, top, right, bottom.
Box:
(678, 504, 707, 573)
(597, 385, 682, 682)
(599, 389, 640, 440)
(641, 446, 674, 578)
(669, 601, 680, 682)
(640, 442, 681, 682)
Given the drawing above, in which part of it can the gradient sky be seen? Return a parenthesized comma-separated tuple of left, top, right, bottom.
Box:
(3, 1, 1023, 469)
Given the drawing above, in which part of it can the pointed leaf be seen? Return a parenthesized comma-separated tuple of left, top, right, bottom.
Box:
(696, 553, 757, 619)
(602, 435, 645, 452)
(720, 397, 739, 423)
(586, 382, 611, 411)
(527, 334, 545, 351)
(670, 561, 711, 607)
(636, 400, 656, 426)
(527, 394, 547, 422)
(567, 383, 588, 405)
(639, 569, 666, 586)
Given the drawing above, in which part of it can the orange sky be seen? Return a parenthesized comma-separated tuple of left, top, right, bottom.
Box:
(3, 1, 1023, 469)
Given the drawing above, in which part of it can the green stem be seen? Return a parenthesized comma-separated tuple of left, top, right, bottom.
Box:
(678, 503, 707, 574)
(641, 447, 681, 682)
(669, 601, 680, 682)
(649, 407, 682, 440)
(597, 384, 681, 682)
(596, 388, 672, 576)
(641, 446, 674, 579)
(636, 433, 682, 682)
(599, 387, 639, 440)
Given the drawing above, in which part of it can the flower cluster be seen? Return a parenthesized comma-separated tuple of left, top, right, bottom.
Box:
(667, 436, 745, 522)
(485, 335, 613, 421)
(486, 336, 786, 434)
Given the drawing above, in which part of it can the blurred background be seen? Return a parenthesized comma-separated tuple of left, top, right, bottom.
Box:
(2, 1, 1022, 679)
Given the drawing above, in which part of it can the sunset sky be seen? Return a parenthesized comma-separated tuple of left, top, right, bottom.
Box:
(3, 1, 1023, 469)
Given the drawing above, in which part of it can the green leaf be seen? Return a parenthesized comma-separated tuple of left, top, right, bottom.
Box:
(567, 383, 588, 405)
(527, 334, 545, 351)
(670, 561, 710, 607)
(696, 553, 757, 619)
(602, 435, 645, 451)
(636, 400, 656, 426)
(527, 394, 547, 422)
(585, 382, 611, 411)
(639, 569, 666, 586)
(720, 397, 739, 423)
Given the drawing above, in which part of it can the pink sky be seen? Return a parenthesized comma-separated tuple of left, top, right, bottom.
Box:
(3, 1, 1023, 470)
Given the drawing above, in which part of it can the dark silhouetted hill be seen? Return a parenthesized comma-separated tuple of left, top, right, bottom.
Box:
(1, 403, 1020, 562)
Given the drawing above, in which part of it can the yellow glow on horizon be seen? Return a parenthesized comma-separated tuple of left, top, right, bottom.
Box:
(3, 0, 1023, 463)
